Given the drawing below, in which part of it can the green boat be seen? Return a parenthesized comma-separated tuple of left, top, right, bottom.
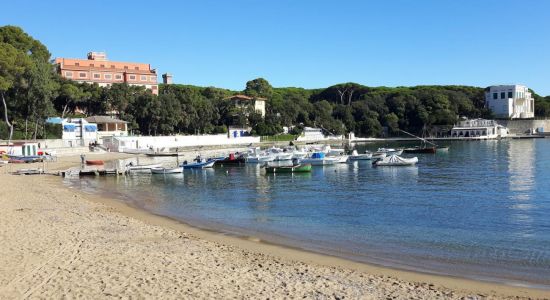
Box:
(264, 164, 312, 173)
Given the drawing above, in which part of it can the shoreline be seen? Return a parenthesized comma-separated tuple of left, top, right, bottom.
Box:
(1, 153, 549, 298)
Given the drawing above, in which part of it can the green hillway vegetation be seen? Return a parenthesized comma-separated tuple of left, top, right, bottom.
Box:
(2, 25, 550, 142)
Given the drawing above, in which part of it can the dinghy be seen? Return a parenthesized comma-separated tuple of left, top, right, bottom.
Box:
(151, 167, 183, 174)
(264, 164, 312, 173)
(375, 154, 418, 166)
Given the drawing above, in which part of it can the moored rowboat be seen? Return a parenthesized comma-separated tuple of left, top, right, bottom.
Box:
(151, 167, 183, 174)
(264, 164, 312, 173)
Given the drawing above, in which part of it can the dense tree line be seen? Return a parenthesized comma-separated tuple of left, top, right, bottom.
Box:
(1, 25, 549, 141)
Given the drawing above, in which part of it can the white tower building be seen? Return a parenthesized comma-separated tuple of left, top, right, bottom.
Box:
(485, 85, 534, 119)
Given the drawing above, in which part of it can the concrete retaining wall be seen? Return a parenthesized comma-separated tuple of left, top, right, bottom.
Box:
(497, 119, 550, 134)
(103, 134, 261, 152)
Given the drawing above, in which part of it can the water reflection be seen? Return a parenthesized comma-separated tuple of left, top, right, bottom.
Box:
(507, 140, 536, 232)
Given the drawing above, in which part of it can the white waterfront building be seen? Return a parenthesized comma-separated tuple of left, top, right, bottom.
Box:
(450, 118, 508, 139)
(485, 85, 534, 119)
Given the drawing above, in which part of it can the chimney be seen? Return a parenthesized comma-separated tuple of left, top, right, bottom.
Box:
(162, 73, 173, 84)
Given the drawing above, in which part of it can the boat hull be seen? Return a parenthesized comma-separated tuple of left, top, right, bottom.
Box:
(182, 160, 215, 169)
(265, 164, 312, 173)
(86, 160, 104, 165)
(127, 163, 163, 171)
(403, 147, 436, 154)
(151, 167, 183, 174)
(299, 158, 338, 166)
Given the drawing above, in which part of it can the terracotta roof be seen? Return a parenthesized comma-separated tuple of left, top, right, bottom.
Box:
(85, 116, 127, 124)
(225, 94, 267, 101)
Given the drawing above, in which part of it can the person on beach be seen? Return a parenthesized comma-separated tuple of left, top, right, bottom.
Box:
(80, 153, 85, 166)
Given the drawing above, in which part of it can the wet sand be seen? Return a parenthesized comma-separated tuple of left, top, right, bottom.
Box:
(0, 153, 548, 299)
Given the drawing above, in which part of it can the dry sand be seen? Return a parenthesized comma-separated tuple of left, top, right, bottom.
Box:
(0, 153, 548, 299)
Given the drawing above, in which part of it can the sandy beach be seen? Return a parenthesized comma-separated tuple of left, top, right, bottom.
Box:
(0, 153, 548, 299)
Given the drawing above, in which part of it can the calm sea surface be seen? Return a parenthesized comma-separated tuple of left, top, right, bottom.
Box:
(66, 139, 550, 288)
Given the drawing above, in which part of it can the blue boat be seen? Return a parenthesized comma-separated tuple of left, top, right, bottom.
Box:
(180, 156, 216, 169)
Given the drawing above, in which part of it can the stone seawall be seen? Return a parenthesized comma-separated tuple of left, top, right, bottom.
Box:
(497, 119, 550, 134)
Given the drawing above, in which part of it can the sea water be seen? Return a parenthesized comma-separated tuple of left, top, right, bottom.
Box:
(67, 139, 550, 288)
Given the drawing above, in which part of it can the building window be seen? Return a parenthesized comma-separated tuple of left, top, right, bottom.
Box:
(500, 92, 505, 99)
(135, 67, 139, 70)
(124, 66, 128, 69)
(100, 64, 105, 68)
(75, 62, 80, 66)
(79, 72, 87, 78)
(90, 63, 94, 67)
(150, 76, 156, 82)
(115, 74, 122, 80)
(152, 85, 158, 90)
(65, 71, 73, 78)
(93, 73, 101, 79)
(508, 92, 513, 98)
(104, 74, 112, 80)
(140, 75, 147, 81)
(129, 75, 136, 80)
(492, 93, 497, 100)
(111, 65, 115, 68)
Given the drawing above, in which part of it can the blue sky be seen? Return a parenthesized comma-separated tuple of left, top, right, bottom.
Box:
(3, 0, 550, 95)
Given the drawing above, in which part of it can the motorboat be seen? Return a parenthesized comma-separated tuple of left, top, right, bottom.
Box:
(349, 150, 373, 160)
(268, 147, 293, 161)
(181, 156, 216, 169)
(299, 152, 338, 166)
(246, 155, 275, 163)
(370, 152, 387, 160)
(375, 148, 403, 156)
(375, 154, 418, 166)
(325, 149, 348, 163)
(151, 167, 183, 174)
(214, 153, 246, 165)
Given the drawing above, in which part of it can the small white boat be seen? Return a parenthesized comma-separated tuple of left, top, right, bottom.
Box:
(126, 163, 163, 171)
(326, 149, 348, 163)
(291, 151, 308, 159)
(268, 147, 293, 161)
(246, 155, 275, 163)
(375, 148, 403, 156)
(375, 154, 418, 166)
(151, 167, 183, 174)
(349, 150, 373, 160)
(299, 152, 338, 166)
(371, 152, 387, 160)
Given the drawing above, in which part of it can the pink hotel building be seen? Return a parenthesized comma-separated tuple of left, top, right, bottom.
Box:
(55, 52, 158, 95)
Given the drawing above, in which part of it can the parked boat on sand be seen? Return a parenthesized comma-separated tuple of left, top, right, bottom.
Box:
(86, 160, 104, 165)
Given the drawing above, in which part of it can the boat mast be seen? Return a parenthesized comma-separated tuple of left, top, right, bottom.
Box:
(399, 129, 438, 146)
